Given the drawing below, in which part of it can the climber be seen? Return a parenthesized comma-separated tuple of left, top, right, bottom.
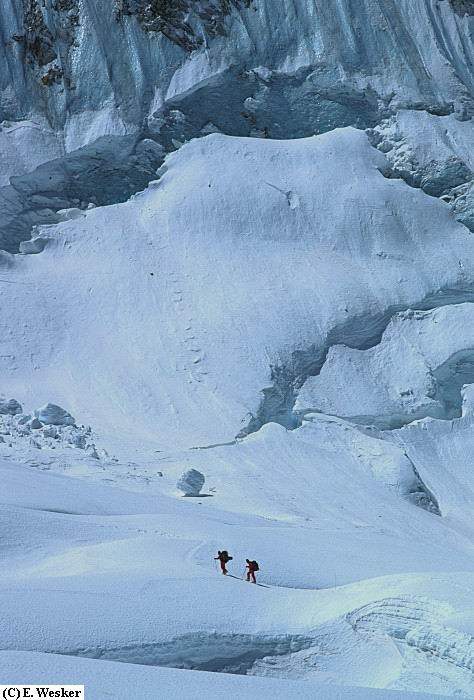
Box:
(215, 550, 232, 575)
(246, 558, 259, 584)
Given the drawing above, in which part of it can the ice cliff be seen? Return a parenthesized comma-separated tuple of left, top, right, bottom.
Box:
(3, 0, 474, 249)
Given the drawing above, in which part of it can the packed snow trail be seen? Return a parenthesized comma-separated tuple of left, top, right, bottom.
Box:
(226, 574, 270, 588)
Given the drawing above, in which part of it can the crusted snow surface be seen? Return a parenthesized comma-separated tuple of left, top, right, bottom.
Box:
(295, 304, 474, 428)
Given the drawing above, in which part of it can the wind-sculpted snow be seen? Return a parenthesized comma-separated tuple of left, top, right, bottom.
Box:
(248, 595, 474, 696)
(347, 596, 474, 697)
(0, 652, 460, 700)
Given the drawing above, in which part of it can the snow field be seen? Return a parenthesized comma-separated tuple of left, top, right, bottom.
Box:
(1, 127, 474, 698)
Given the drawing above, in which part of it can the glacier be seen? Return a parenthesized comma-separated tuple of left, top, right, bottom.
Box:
(3, 0, 474, 250)
(2, 1, 474, 699)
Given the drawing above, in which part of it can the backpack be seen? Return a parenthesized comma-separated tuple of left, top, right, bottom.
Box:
(252, 560, 259, 571)
(221, 551, 232, 563)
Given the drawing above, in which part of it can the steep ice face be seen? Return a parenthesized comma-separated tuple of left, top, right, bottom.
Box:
(3, 0, 474, 137)
(0, 133, 164, 252)
(3, 0, 474, 250)
(0, 118, 64, 186)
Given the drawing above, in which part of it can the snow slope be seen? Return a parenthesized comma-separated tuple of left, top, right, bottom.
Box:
(1, 120, 474, 700)
(2, 128, 474, 449)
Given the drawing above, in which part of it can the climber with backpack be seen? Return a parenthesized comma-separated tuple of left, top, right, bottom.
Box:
(245, 558, 259, 584)
(215, 550, 233, 575)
